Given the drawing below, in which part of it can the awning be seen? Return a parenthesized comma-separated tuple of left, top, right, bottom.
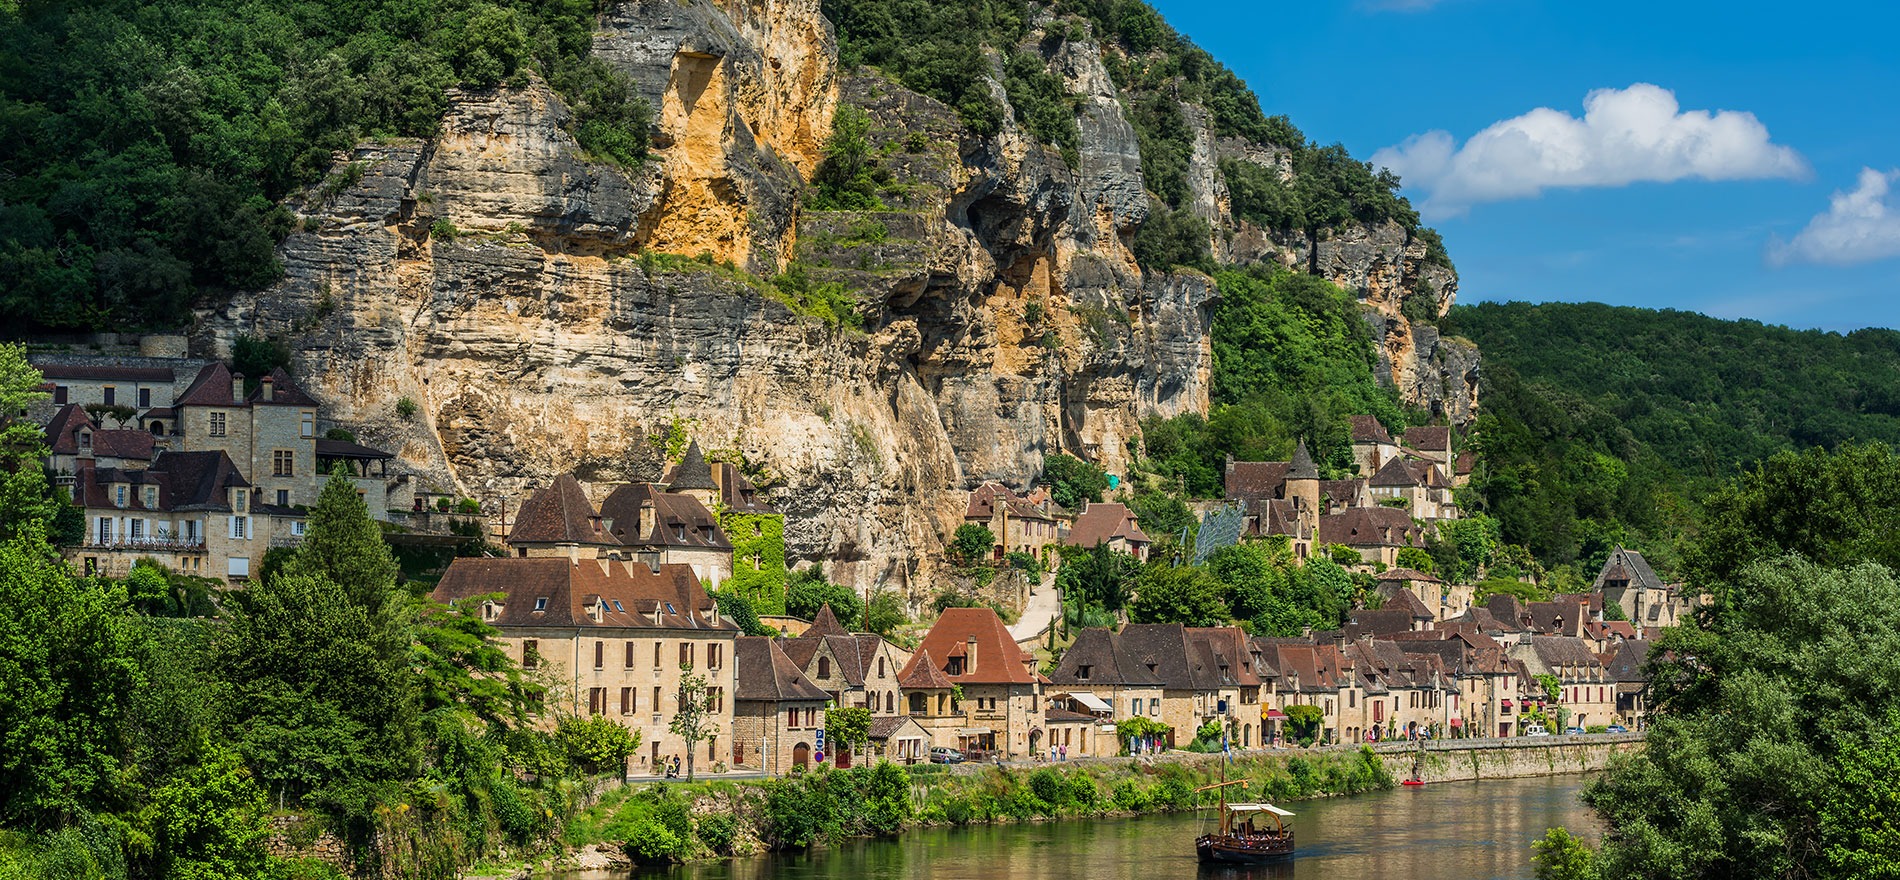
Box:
(1226, 804, 1295, 817)
(1265, 709, 1288, 719)
(1501, 700, 1513, 707)
(957, 728, 992, 738)
(1449, 718, 1463, 726)
(1069, 692, 1114, 713)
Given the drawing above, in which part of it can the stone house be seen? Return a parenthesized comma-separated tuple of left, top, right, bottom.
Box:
(1257, 637, 1364, 745)
(1374, 568, 1470, 621)
(709, 457, 786, 613)
(1317, 507, 1427, 568)
(31, 360, 207, 433)
(432, 556, 740, 775)
(867, 715, 931, 764)
(731, 636, 830, 774)
(1063, 502, 1152, 561)
(1046, 626, 1166, 732)
(1366, 456, 1459, 520)
(777, 605, 912, 717)
(1593, 547, 1690, 629)
(69, 449, 256, 580)
(1106, 624, 1264, 748)
(504, 471, 736, 590)
(1346, 638, 1456, 739)
(1511, 636, 1618, 730)
(896, 648, 965, 752)
(173, 364, 326, 512)
(898, 607, 1044, 759)
(1389, 627, 1519, 737)
(1400, 425, 1454, 474)
(1601, 639, 1652, 729)
(1348, 415, 1400, 478)
(964, 481, 1068, 563)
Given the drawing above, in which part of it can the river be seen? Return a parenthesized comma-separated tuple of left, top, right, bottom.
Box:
(565, 774, 1601, 880)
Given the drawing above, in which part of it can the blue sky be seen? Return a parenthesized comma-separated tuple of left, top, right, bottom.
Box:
(1145, 0, 1900, 331)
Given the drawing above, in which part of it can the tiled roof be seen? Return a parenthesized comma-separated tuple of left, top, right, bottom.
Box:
(45, 404, 94, 454)
(664, 440, 717, 491)
(1286, 440, 1319, 481)
(508, 474, 612, 546)
(175, 363, 242, 407)
(1593, 547, 1667, 593)
(869, 715, 928, 740)
(1319, 480, 1365, 507)
(1375, 567, 1443, 584)
(1225, 460, 1289, 502)
(35, 364, 176, 382)
(432, 557, 735, 631)
(734, 637, 830, 701)
(900, 607, 1034, 685)
(315, 438, 395, 460)
(1349, 415, 1393, 445)
(1403, 426, 1451, 452)
(1187, 626, 1262, 688)
(247, 367, 320, 407)
(598, 483, 730, 550)
(1484, 594, 1530, 631)
(1344, 609, 1419, 638)
(898, 649, 955, 689)
(713, 462, 777, 515)
(1065, 502, 1151, 549)
(802, 604, 850, 639)
(1529, 635, 1608, 673)
(1116, 624, 1200, 690)
(75, 450, 250, 513)
(1317, 507, 1424, 548)
(1455, 452, 1476, 476)
(1376, 584, 1437, 620)
(1048, 627, 1166, 687)
(91, 430, 154, 461)
(1602, 639, 1651, 682)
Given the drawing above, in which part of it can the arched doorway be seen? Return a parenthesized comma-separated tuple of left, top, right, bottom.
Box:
(793, 742, 811, 769)
(1242, 723, 1252, 748)
(1029, 727, 1043, 759)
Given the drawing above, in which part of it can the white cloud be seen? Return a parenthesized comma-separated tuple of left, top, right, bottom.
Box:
(1372, 84, 1808, 217)
(1768, 168, 1900, 267)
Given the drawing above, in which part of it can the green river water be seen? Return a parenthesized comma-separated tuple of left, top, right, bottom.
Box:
(567, 773, 1601, 880)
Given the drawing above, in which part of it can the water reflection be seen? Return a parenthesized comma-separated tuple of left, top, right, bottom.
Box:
(568, 774, 1600, 880)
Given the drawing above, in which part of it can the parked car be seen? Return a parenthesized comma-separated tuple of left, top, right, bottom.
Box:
(929, 747, 964, 764)
(1564, 726, 1586, 735)
(1605, 724, 1629, 734)
(1523, 723, 1550, 737)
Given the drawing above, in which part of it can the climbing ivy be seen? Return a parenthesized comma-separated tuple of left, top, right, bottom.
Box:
(720, 510, 787, 615)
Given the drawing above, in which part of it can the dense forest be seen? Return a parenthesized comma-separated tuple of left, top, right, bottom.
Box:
(0, 0, 650, 333)
(1446, 301, 1900, 573)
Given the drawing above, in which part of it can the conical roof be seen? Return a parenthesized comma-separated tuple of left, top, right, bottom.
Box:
(802, 603, 850, 639)
(898, 649, 955, 690)
(1287, 439, 1319, 481)
(665, 440, 717, 491)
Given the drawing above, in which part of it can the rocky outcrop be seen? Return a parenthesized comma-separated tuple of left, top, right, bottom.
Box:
(198, 1, 1467, 595)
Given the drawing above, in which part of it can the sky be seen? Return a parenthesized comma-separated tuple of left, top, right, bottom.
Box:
(1144, 0, 1900, 331)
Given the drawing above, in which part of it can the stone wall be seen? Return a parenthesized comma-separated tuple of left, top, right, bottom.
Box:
(1375, 733, 1643, 784)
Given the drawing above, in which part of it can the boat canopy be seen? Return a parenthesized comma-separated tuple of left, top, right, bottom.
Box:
(1226, 804, 1295, 817)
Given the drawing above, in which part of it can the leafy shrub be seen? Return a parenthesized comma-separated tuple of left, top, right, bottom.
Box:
(1132, 206, 1213, 273)
(554, 715, 638, 777)
(695, 813, 737, 855)
(1110, 779, 1149, 812)
(622, 817, 684, 865)
(429, 219, 460, 242)
(395, 397, 419, 419)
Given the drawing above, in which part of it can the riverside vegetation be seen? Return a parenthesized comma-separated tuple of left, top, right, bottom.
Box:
(566, 749, 1392, 864)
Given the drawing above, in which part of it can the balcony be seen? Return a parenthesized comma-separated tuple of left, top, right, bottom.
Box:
(270, 535, 305, 549)
(80, 537, 206, 553)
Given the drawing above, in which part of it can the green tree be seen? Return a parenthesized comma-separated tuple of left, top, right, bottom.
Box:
(824, 707, 871, 760)
(553, 715, 638, 778)
(1042, 453, 1108, 512)
(1055, 543, 1140, 612)
(283, 470, 401, 609)
(1684, 442, 1900, 595)
(149, 744, 271, 880)
(785, 566, 862, 623)
(1531, 827, 1599, 880)
(862, 590, 908, 638)
(949, 523, 995, 565)
(1580, 558, 1900, 879)
(1129, 563, 1229, 627)
(669, 669, 719, 782)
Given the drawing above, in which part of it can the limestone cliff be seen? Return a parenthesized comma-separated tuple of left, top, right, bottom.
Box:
(198, 0, 1470, 595)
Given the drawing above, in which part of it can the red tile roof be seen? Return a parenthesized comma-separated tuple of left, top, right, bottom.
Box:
(1065, 502, 1151, 549)
(1318, 507, 1424, 548)
(598, 482, 729, 550)
(432, 557, 734, 631)
(898, 649, 956, 689)
(1349, 415, 1394, 445)
(734, 637, 830, 701)
(508, 473, 613, 546)
(1402, 426, 1451, 452)
(901, 607, 1034, 685)
(175, 363, 243, 407)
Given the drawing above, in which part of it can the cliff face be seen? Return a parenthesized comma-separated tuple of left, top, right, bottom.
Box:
(199, 0, 1469, 593)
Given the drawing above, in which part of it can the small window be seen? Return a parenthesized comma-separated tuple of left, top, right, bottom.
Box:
(272, 450, 294, 477)
(79, 430, 91, 450)
(626, 642, 636, 668)
(533, 597, 548, 612)
(143, 487, 157, 508)
(209, 412, 226, 437)
(115, 485, 126, 507)
(522, 640, 539, 669)
(276, 489, 289, 507)
(594, 641, 604, 669)
(300, 411, 315, 438)
(665, 602, 676, 615)
(138, 388, 151, 408)
(612, 600, 624, 612)
(818, 656, 831, 679)
(102, 386, 115, 405)
(53, 386, 67, 404)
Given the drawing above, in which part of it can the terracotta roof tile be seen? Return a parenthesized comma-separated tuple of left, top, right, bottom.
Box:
(599, 482, 729, 550)
(1065, 502, 1150, 549)
(1349, 415, 1393, 445)
(433, 557, 734, 631)
(508, 474, 612, 546)
(898, 649, 955, 689)
(900, 607, 1032, 685)
(734, 637, 830, 701)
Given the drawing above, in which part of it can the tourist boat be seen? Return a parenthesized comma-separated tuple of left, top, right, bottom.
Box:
(1193, 777, 1295, 863)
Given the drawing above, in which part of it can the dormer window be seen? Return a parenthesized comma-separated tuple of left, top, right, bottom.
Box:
(946, 657, 964, 676)
(1078, 665, 1092, 681)
(612, 600, 624, 613)
(533, 597, 548, 612)
(79, 430, 92, 450)
(143, 486, 157, 508)
(115, 485, 126, 508)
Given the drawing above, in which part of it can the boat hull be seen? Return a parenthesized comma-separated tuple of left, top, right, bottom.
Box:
(1196, 834, 1295, 864)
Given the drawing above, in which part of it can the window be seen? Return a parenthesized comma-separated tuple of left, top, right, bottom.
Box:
(594, 641, 604, 669)
(625, 642, 636, 668)
(233, 489, 247, 512)
(276, 489, 289, 507)
(209, 412, 226, 437)
(588, 687, 606, 716)
(229, 515, 250, 540)
(300, 411, 315, 438)
(751, 553, 761, 570)
(621, 687, 633, 715)
(138, 388, 151, 407)
(273, 450, 294, 477)
(787, 708, 801, 729)
(53, 386, 67, 404)
(910, 693, 927, 715)
(523, 640, 539, 669)
(184, 520, 200, 542)
(102, 386, 115, 405)
(1149, 698, 1160, 716)
(885, 691, 894, 713)
(679, 642, 693, 669)
(878, 657, 886, 678)
(143, 486, 157, 508)
(653, 686, 663, 714)
(1077, 664, 1091, 681)
(533, 597, 548, 612)
(708, 643, 722, 668)
(96, 517, 112, 544)
(818, 656, 831, 679)
(115, 485, 126, 508)
(654, 641, 662, 667)
(130, 519, 143, 540)
(708, 687, 723, 713)
(79, 430, 91, 450)
(1131, 698, 1140, 716)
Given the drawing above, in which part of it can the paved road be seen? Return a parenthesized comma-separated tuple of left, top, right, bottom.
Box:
(1009, 569, 1061, 644)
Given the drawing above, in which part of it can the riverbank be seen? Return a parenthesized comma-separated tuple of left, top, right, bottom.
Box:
(541, 734, 1640, 873)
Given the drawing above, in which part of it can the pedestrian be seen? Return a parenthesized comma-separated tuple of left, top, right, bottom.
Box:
(1059, 743, 1067, 761)
(1049, 743, 1057, 763)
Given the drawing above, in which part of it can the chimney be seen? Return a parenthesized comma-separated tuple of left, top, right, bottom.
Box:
(261, 374, 275, 402)
(230, 372, 244, 403)
(967, 635, 979, 673)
